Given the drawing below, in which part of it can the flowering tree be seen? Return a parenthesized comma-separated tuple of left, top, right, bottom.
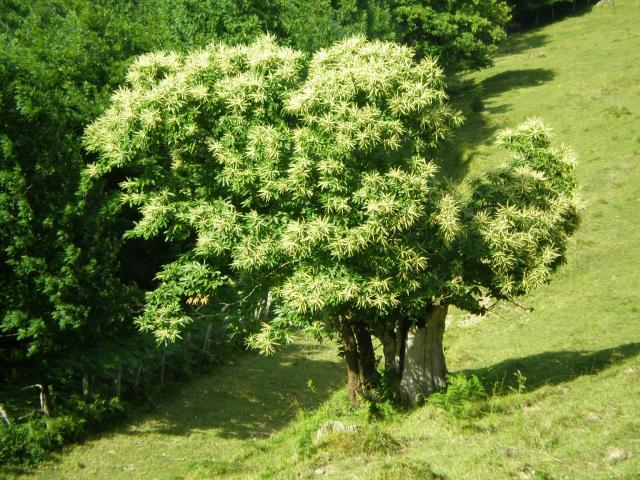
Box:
(84, 36, 580, 405)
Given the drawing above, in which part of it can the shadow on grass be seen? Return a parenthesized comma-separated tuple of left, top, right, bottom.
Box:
(464, 342, 640, 393)
(122, 342, 344, 440)
(439, 67, 555, 182)
(498, 32, 549, 56)
(480, 68, 555, 99)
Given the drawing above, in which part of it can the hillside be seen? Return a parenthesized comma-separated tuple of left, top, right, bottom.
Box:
(7, 1, 640, 478)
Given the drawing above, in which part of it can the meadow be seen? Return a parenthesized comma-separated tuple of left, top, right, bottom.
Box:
(5, 0, 640, 478)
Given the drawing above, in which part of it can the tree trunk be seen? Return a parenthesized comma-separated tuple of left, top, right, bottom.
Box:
(354, 324, 379, 390)
(398, 305, 448, 405)
(380, 327, 399, 384)
(340, 320, 362, 406)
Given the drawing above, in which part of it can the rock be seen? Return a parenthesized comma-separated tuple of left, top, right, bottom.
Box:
(314, 465, 336, 475)
(606, 447, 629, 463)
(503, 447, 518, 458)
(517, 465, 537, 480)
(315, 420, 360, 442)
(458, 296, 493, 328)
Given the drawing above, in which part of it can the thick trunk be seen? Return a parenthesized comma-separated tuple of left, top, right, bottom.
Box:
(399, 305, 448, 406)
(373, 315, 409, 403)
(380, 328, 399, 384)
(340, 320, 362, 406)
(354, 324, 379, 390)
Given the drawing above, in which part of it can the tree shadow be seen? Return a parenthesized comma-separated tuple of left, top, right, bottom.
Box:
(480, 69, 555, 99)
(509, 0, 599, 33)
(439, 67, 555, 183)
(119, 342, 344, 440)
(498, 32, 549, 56)
(463, 342, 640, 394)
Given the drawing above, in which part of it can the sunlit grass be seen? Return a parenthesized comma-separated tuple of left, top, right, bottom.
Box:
(8, 1, 640, 478)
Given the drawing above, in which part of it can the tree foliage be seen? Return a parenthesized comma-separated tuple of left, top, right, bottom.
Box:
(85, 35, 580, 383)
(389, 0, 511, 71)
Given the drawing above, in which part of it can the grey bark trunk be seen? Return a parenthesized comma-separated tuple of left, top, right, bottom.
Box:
(399, 305, 448, 405)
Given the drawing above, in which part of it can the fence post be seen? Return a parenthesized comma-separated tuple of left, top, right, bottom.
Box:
(203, 324, 212, 352)
(83, 374, 91, 397)
(115, 360, 123, 399)
(134, 362, 143, 391)
(0, 404, 11, 427)
(160, 346, 166, 387)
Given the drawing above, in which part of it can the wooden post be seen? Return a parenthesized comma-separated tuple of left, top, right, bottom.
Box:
(184, 333, 191, 354)
(160, 346, 166, 387)
(26, 384, 52, 417)
(0, 404, 11, 427)
(82, 374, 91, 397)
(48, 385, 56, 416)
(134, 362, 143, 390)
(184, 333, 192, 371)
(203, 324, 212, 352)
(115, 360, 123, 398)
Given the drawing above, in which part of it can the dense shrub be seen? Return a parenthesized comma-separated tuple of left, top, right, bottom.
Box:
(0, 396, 124, 466)
(429, 373, 488, 418)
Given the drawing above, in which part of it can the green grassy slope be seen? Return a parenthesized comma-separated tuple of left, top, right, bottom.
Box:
(8, 1, 640, 478)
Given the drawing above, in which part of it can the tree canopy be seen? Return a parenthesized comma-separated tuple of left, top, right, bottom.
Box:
(85, 35, 580, 403)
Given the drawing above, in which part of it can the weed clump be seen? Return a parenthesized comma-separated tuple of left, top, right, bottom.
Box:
(312, 425, 402, 458)
(429, 373, 487, 419)
(369, 458, 447, 479)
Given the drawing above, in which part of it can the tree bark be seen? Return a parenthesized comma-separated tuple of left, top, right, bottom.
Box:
(398, 305, 448, 406)
(354, 323, 379, 390)
(379, 327, 399, 384)
(340, 320, 362, 406)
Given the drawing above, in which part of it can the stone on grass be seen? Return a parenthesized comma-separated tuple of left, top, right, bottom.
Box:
(606, 447, 629, 463)
(315, 420, 360, 442)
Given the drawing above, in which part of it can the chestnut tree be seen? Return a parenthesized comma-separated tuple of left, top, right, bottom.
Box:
(84, 35, 580, 405)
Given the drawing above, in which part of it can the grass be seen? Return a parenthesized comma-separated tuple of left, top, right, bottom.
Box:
(5, 1, 640, 478)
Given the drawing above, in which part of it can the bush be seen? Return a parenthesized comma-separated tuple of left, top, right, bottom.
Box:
(0, 416, 81, 466)
(0, 395, 125, 467)
(369, 458, 446, 480)
(429, 373, 487, 418)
